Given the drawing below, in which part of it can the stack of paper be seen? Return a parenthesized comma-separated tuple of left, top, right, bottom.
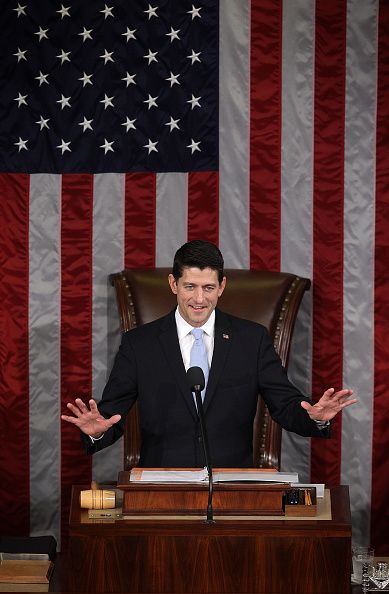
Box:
(130, 468, 299, 483)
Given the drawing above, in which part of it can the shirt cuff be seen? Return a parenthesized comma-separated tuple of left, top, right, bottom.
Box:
(89, 433, 105, 443)
(313, 419, 330, 429)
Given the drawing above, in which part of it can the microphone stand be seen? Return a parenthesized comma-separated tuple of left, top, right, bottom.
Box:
(193, 385, 215, 524)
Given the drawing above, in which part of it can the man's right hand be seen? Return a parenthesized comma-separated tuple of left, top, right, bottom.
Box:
(61, 398, 121, 438)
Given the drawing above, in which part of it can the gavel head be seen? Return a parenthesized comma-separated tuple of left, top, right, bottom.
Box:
(80, 489, 116, 509)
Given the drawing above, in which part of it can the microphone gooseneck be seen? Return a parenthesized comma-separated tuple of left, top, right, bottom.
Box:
(186, 366, 215, 524)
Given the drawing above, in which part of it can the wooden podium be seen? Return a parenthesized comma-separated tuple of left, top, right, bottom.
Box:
(67, 480, 352, 593)
(117, 470, 287, 516)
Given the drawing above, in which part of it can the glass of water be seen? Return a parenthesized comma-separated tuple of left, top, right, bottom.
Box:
(352, 546, 374, 584)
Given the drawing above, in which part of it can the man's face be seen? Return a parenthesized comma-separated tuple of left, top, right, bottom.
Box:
(168, 267, 226, 327)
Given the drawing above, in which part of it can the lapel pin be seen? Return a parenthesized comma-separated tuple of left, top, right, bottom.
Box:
(222, 333, 230, 340)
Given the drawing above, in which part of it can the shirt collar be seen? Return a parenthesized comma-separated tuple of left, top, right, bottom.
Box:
(175, 307, 215, 340)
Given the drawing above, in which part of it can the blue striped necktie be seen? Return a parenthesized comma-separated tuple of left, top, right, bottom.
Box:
(189, 328, 209, 400)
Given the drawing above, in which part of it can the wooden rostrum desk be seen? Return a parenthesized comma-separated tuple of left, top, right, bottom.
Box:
(67, 479, 352, 593)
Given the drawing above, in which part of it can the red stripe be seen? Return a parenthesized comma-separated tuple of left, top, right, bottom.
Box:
(310, 1, 346, 486)
(249, 0, 282, 271)
(60, 174, 93, 546)
(0, 174, 30, 534)
(371, 0, 389, 556)
(188, 171, 219, 244)
(124, 173, 156, 268)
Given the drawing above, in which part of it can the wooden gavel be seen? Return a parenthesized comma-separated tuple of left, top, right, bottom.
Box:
(80, 481, 116, 509)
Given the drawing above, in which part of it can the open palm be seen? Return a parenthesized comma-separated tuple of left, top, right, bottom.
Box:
(61, 398, 121, 438)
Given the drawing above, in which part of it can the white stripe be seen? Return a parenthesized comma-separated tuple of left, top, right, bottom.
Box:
(155, 173, 188, 266)
(218, 0, 250, 268)
(29, 174, 61, 543)
(92, 174, 125, 482)
(342, 0, 377, 547)
(280, 0, 315, 480)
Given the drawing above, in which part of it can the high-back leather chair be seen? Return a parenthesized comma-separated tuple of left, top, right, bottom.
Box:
(110, 269, 310, 471)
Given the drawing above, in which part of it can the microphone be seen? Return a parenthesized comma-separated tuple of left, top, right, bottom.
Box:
(186, 366, 215, 524)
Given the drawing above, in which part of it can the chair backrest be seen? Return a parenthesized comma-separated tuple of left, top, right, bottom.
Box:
(110, 268, 310, 471)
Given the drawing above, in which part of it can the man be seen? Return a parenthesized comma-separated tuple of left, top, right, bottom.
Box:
(62, 240, 356, 467)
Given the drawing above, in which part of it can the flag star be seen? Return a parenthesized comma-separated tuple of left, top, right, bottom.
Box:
(79, 117, 93, 131)
(143, 139, 158, 154)
(57, 4, 70, 18)
(13, 3, 27, 17)
(187, 139, 201, 153)
(144, 49, 158, 65)
(100, 94, 114, 109)
(36, 116, 50, 130)
(13, 47, 27, 62)
(166, 72, 180, 87)
(143, 94, 158, 109)
(166, 27, 180, 42)
(56, 94, 71, 109)
(187, 50, 201, 64)
(187, 94, 201, 109)
(57, 139, 71, 154)
(14, 92, 28, 107)
(79, 27, 93, 42)
(15, 137, 28, 151)
(144, 4, 158, 19)
(188, 5, 202, 19)
(121, 72, 136, 87)
(100, 138, 114, 154)
(34, 27, 49, 41)
(78, 72, 93, 87)
(121, 117, 136, 132)
(100, 4, 114, 19)
(122, 27, 136, 42)
(57, 49, 71, 64)
(165, 117, 180, 132)
(100, 49, 114, 64)
(35, 71, 49, 86)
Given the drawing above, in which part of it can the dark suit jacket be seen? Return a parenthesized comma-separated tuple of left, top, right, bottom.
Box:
(83, 308, 326, 467)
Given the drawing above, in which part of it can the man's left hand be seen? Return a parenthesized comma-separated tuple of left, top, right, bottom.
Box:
(300, 388, 356, 421)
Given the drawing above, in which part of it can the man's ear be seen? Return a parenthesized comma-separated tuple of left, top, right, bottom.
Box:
(168, 273, 178, 295)
(218, 276, 227, 297)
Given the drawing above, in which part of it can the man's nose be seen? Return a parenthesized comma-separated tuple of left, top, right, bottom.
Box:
(193, 288, 204, 302)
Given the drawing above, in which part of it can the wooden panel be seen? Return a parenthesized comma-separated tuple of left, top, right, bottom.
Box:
(67, 485, 352, 593)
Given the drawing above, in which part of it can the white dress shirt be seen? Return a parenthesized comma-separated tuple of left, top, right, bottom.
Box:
(175, 307, 215, 370)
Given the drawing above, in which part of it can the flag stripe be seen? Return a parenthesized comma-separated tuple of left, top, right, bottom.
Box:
(250, 0, 282, 271)
(156, 173, 188, 266)
(188, 171, 219, 244)
(219, 0, 250, 269)
(29, 174, 61, 538)
(311, 0, 347, 486)
(60, 174, 93, 543)
(124, 173, 156, 268)
(0, 173, 30, 533)
(91, 173, 124, 483)
(341, 0, 377, 547)
(372, 0, 389, 555)
(280, 0, 315, 481)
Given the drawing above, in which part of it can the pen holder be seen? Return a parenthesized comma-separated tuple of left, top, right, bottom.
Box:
(284, 487, 317, 516)
(80, 481, 116, 509)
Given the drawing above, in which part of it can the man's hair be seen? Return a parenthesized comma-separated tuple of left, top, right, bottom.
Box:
(172, 240, 224, 283)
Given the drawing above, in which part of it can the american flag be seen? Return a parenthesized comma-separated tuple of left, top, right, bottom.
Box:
(1, 1, 218, 172)
(0, 0, 388, 555)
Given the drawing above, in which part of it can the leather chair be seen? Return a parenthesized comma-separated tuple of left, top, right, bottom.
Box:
(109, 268, 310, 471)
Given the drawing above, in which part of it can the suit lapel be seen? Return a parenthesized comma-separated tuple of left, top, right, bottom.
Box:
(158, 311, 198, 420)
(203, 309, 232, 412)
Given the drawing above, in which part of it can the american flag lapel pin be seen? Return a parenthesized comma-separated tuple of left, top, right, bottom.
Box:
(222, 333, 230, 340)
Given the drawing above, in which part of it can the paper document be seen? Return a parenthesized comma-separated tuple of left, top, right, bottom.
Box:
(290, 483, 325, 497)
(130, 468, 298, 483)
